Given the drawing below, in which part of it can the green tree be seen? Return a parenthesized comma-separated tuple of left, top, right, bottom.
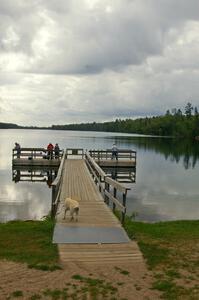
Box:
(184, 102, 193, 118)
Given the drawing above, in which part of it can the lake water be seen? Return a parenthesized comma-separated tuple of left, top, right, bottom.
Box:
(0, 129, 199, 222)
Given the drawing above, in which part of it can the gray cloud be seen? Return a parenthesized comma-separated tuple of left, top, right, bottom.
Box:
(0, 0, 199, 125)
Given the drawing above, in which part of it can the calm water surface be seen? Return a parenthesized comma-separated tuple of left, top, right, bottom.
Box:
(0, 129, 199, 222)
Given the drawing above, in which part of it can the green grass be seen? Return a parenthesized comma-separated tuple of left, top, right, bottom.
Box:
(123, 217, 199, 299)
(114, 266, 130, 276)
(16, 275, 119, 300)
(1, 215, 199, 299)
(0, 218, 59, 268)
(71, 274, 118, 299)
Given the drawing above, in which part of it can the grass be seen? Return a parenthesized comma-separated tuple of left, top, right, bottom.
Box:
(8, 275, 119, 299)
(1, 215, 199, 299)
(114, 266, 130, 276)
(0, 217, 59, 269)
(124, 217, 199, 299)
(11, 290, 23, 297)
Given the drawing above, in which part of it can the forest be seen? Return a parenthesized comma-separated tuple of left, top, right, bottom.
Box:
(51, 103, 199, 138)
(1, 103, 199, 138)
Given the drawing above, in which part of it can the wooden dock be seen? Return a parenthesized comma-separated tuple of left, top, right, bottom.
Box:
(89, 149, 136, 168)
(13, 159, 60, 167)
(12, 147, 142, 265)
(12, 148, 62, 167)
(52, 154, 142, 265)
(97, 160, 136, 167)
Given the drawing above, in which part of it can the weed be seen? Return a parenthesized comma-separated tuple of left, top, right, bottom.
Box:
(43, 288, 63, 299)
(11, 290, 23, 297)
(72, 274, 84, 281)
(28, 263, 62, 271)
(117, 282, 124, 286)
(29, 294, 41, 300)
(71, 274, 119, 299)
(166, 269, 181, 278)
(114, 266, 129, 275)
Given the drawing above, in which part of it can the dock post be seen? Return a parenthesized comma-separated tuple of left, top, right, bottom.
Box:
(99, 176, 102, 192)
(105, 182, 110, 205)
(51, 185, 56, 218)
(122, 192, 127, 224)
(113, 187, 117, 212)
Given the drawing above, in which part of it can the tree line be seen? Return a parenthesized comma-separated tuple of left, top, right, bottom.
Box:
(1, 102, 199, 138)
(52, 102, 199, 138)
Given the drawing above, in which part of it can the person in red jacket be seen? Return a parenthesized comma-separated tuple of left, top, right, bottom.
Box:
(47, 143, 54, 160)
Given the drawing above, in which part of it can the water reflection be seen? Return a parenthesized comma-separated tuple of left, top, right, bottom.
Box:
(0, 182, 51, 222)
(0, 129, 199, 222)
(114, 136, 199, 170)
(12, 166, 58, 188)
(103, 167, 136, 183)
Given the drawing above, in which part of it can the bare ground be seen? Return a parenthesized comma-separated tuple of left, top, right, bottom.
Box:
(0, 260, 161, 300)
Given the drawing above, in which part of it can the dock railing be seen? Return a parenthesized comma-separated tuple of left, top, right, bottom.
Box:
(89, 149, 136, 163)
(66, 148, 84, 158)
(51, 150, 66, 217)
(85, 152, 130, 224)
(12, 147, 64, 160)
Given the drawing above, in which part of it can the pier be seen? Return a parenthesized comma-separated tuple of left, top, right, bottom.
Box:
(89, 149, 136, 167)
(12, 148, 63, 167)
(12, 147, 142, 265)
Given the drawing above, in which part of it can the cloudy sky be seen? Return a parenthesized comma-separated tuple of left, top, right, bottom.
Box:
(0, 0, 199, 126)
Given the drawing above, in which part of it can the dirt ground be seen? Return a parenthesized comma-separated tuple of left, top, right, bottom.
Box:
(0, 260, 160, 300)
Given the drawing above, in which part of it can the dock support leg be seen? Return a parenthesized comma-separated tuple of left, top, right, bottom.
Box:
(121, 193, 126, 224)
(51, 186, 56, 218)
(113, 187, 116, 212)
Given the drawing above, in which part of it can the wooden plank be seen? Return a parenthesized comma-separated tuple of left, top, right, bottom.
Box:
(57, 159, 120, 227)
(12, 159, 60, 167)
(97, 160, 136, 167)
(104, 190, 126, 213)
(85, 153, 106, 178)
(105, 177, 130, 193)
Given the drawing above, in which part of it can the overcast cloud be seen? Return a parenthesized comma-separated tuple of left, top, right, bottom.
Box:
(0, 0, 199, 126)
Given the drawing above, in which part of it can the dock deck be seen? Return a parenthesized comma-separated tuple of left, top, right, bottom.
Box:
(12, 147, 141, 265)
(54, 159, 142, 265)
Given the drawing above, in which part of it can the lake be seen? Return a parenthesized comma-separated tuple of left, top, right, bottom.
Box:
(0, 129, 199, 222)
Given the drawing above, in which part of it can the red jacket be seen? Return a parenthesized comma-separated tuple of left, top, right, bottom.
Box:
(47, 143, 54, 151)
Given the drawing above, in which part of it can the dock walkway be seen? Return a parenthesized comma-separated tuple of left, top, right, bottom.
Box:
(54, 159, 142, 265)
(12, 147, 142, 266)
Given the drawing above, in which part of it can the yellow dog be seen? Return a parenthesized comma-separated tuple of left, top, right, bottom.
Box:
(63, 197, 79, 221)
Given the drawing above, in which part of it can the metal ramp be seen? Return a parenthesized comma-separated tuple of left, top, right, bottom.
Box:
(53, 224, 130, 244)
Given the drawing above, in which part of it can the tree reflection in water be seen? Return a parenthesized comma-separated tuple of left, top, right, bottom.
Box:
(114, 136, 199, 170)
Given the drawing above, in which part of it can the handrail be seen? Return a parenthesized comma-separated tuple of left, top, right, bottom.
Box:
(103, 176, 130, 224)
(89, 149, 136, 161)
(66, 148, 84, 158)
(85, 153, 106, 179)
(105, 177, 130, 194)
(104, 190, 126, 213)
(90, 149, 136, 153)
(85, 151, 130, 224)
(51, 150, 66, 217)
(12, 147, 64, 160)
(51, 150, 66, 187)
